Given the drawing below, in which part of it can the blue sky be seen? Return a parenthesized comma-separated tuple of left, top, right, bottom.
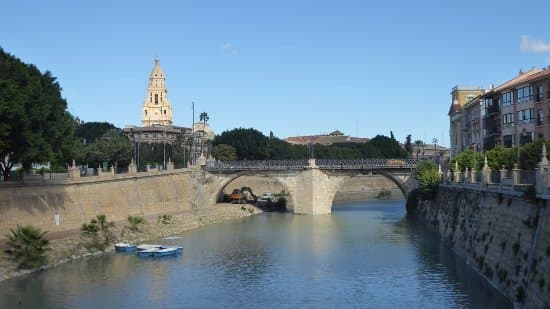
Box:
(2, 0, 550, 146)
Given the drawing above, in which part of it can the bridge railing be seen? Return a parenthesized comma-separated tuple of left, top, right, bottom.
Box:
(203, 158, 418, 172)
(203, 160, 310, 172)
(315, 159, 418, 170)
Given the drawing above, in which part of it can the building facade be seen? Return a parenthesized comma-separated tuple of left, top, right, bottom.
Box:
(448, 86, 485, 156)
(124, 58, 214, 167)
(450, 67, 550, 155)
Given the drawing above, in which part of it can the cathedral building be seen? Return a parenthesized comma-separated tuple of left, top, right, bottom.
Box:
(124, 58, 214, 168)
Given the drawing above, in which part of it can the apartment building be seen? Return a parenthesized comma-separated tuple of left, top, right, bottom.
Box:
(450, 67, 550, 154)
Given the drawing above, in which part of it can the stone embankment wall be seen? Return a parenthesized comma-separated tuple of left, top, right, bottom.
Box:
(417, 186, 550, 308)
(0, 169, 210, 241)
(333, 176, 402, 202)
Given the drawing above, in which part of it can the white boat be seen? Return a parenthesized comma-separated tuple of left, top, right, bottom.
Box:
(137, 249, 158, 257)
(152, 247, 179, 257)
(137, 244, 162, 251)
(164, 245, 184, 255)
(115, 243, 136, 252)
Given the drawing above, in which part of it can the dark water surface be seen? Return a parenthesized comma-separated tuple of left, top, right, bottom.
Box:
(0, 201, 511, 308)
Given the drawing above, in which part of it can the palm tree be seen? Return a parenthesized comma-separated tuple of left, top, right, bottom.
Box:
(127, 215, 145, 232)
(414, 140, 424, 160)
(81, 214, 116, 250)
(199, 112, 209, 126)
(7, 225, 50, 269)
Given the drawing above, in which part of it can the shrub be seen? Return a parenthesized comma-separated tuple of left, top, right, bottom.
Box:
(6, 225, 50, 269)
(80, 214, 115, 251)
(158, 214, 172, 225)
(127, 215, 145, 232)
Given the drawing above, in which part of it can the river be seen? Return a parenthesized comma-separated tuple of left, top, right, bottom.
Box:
(0, 200, 511, 308)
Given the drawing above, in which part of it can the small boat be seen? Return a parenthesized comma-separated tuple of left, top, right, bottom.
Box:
(164, 245, 183, 255)
(137, 244, 162, 251)
(115, 243, 136, 252)
(152, 247, 179, 257)
(137, 249, 158, 257)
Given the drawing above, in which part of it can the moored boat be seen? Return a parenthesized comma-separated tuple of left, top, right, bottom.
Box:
(137, 249, 158, 257)
(115, 243, 137, 252)
(152, 247, 179, 257)
(164, 246, 183, 255)
(137, 244, 162, 251)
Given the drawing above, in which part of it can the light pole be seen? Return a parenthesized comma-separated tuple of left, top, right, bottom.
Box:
(191, 101, 195, 165)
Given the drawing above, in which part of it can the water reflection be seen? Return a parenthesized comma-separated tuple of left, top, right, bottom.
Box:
(0, 200, 512, 308)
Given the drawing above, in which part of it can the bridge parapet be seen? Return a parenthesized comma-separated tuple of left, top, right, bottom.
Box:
(203, 158, 418, 173)
(315, 159, 418, 170)
(204, 160, 309, 172)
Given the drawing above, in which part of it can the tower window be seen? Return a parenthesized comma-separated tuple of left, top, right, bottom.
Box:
(164, 110, 167, 115)
(155, 94, 158, 104)
(150, 94, 152, 103)
(145, 110, 147, 115)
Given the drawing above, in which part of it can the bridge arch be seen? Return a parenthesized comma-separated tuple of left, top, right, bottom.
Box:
(325, 171, 415, 212)
(209, 172, 297, 211)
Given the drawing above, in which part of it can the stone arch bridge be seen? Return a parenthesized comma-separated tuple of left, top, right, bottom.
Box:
(203, 159, 418, 215)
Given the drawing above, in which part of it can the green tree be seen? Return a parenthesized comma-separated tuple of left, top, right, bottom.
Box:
(0, 48, 80, 179)
(404, 135, 413, 157)
(485, 145, 515, 170)
(75, 122, 116, 145)
(213, 128, 268, 160)
(6, 225, 49, 269)
(86, 129, 132, 169)
(212, 144, 237, 161)
(519, 139, 550, 170)
(367, 135, 408, 158)
(414, 160, 441, 188)
(450, 149, 484, 171)
(199, 112, 209, 126)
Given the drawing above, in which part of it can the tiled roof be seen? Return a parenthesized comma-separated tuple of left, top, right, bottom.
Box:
(284, 135, 369, 145)
(482, 68, 550, 96)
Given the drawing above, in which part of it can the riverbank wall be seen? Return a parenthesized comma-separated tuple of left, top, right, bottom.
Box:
(0, 204, 261, 283)
(416, 185, 550, 308)
(0, 169, 217, 242)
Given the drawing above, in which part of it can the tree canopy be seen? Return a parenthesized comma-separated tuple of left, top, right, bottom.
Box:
(0, 47, 79, 178)
(75, 122, 116, 145)
(212, 128, 408, 160)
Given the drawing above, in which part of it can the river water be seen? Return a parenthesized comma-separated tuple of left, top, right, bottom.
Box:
(0, 200, 511, 308)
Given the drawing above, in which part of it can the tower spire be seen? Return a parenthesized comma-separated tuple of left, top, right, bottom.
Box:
(142, 58, 173, 127)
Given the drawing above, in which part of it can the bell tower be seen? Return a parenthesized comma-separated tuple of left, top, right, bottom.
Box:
(142, 58, 173, 127)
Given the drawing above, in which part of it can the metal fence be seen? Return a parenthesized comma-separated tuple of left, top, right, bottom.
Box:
(315, 159, 418, 169)
(204, 160, 310, 172)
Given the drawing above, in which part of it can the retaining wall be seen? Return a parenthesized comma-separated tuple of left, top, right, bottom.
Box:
(417, 186, 550, 308)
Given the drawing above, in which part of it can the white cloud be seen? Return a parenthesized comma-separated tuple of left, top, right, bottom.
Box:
(222, 42, 237, 56)
(520, 35, 550, 53)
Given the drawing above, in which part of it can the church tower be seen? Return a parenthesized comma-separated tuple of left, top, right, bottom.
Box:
(142, 58, 173, 127)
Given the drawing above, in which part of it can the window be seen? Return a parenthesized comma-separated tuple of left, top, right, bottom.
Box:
(145, 110, 147, 116)
(538, 110, 544, 126)
(161, 93, 163, 102)
(150, 94, 152, 103)
(154, 94, 158, 104)
(501, 92, 513, 107)
(503, 113, 514, 124)
(517, 108, 535, 124)
(517, 85, 533, 103)
(503, 135, 513, 148)
(537, 86, 544, 101)
(164, 110, 167, 115)
(483, 98, 494, 114)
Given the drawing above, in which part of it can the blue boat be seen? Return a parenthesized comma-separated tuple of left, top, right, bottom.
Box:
(137, 249, 158, 257)
(164, 246, 183, 255)
(137, 244, 162, 251)
(115, 243, 136, 252)
(152, 247, 179, 257)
